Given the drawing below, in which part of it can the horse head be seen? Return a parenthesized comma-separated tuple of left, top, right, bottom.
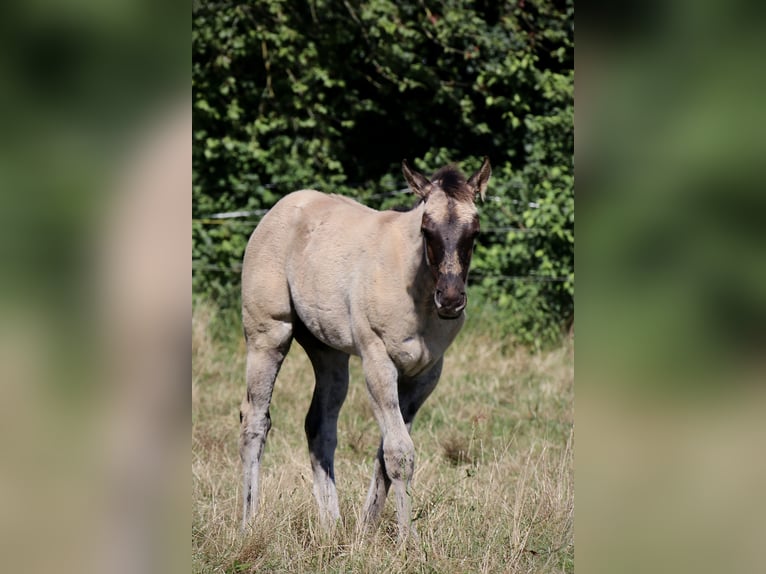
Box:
(402, 157, 492, 319)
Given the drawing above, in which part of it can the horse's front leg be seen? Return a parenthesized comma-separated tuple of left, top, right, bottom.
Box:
(362, 438, 391, 531)
(362, 359, 444, 537)
(359, 344, 415, 539)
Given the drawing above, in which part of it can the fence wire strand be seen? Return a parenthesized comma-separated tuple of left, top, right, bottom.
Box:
(191, 261, 569, 282)
(193, 193, 567, 283)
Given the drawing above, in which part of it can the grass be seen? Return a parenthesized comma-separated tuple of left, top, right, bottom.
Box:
(193, 303, 573, 573)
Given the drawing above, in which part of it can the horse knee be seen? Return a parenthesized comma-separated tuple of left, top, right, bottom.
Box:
(239, 408, 271, 456)
(382, 433, 415, 482)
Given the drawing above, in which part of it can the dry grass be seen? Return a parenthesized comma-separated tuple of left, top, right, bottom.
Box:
(193, 304, 573, 573)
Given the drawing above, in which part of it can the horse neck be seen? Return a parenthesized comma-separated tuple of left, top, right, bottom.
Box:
(396, 203, 436, 303)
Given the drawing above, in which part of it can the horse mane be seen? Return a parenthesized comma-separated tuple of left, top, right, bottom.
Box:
(430, 165, 472, 201)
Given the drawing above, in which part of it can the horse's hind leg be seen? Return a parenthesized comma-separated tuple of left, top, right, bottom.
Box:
(239, 317, 292, 531)
(297, 327, 350, 528)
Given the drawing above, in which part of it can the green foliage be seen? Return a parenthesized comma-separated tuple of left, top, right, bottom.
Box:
(193, 0, 573, 345)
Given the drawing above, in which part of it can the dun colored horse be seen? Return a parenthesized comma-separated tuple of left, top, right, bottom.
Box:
(239, 158, 491, 538)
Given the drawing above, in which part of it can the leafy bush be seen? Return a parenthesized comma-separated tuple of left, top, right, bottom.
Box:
(192, 0, 573, 346)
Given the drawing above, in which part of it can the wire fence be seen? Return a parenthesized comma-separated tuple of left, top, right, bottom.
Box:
(192, 189, 569, 283)
(194, 187, 541, 222)
(191, 261, 569, 283)
(192, 217, 538, 235)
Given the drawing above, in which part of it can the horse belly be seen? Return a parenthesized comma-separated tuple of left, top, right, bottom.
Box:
(290, 279, 356, 354)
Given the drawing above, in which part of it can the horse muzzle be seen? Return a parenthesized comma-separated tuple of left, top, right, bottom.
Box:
(434, 285, 467, 319)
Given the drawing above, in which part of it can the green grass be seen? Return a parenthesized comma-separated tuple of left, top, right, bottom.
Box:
(193, 303, 573, 573)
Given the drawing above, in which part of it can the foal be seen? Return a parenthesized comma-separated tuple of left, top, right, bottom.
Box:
(239, 158, 491, 537)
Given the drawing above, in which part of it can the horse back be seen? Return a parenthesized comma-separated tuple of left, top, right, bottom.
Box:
(242, 191, 383, 351)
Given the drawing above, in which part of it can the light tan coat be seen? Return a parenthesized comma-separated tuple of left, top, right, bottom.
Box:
(243, 190, 463, 376)
(239, 159, 491, 538)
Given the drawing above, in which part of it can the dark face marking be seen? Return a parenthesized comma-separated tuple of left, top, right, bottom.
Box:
(421, 194, 480, 319)
(403, 159, 490, 318)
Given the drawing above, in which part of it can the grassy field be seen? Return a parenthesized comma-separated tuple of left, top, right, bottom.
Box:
(193, 304, 573, 573)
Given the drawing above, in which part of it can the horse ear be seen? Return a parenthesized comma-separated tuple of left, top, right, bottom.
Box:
(402, 159, 431, 198)
(467, 156, 492, 202)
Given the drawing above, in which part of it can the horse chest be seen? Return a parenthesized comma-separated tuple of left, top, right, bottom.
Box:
(388, 326, 460, 377)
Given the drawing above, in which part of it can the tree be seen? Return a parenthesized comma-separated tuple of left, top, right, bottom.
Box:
(193, 0, 574, 346)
